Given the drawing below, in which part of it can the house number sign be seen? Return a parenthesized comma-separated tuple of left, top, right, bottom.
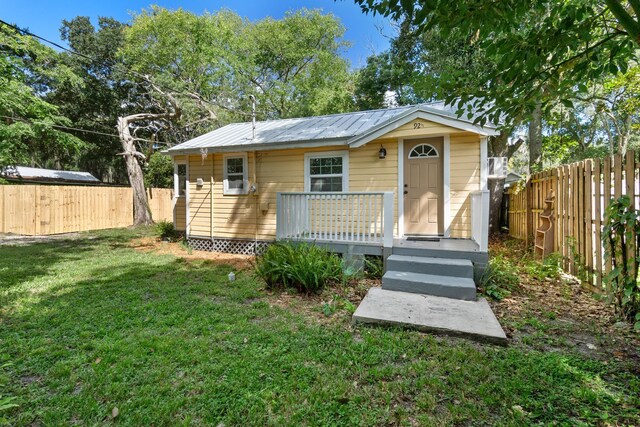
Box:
(413, 122, 424, 129)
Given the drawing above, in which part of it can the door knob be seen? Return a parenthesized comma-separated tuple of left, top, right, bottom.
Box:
(404, 190, 408, 195)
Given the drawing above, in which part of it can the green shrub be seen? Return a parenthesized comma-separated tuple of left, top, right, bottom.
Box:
(481, 253, 520, 300)
(254, 241, 342, 293)
(525, 252, 563, 281)
(155, 220, 180, 242)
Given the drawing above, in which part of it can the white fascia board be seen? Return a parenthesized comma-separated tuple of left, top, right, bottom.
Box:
(347, 109, 499, 148)
(167, 138, 349, 156)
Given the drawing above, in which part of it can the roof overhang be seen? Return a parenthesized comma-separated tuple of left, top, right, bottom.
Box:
(347, 107, 500, 148)
(166, 137, 349, 156)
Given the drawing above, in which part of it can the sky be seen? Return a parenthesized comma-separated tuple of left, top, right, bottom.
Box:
(1, 0, 393, 68)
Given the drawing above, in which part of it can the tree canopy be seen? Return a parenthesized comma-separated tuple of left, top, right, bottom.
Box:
(0, 24, 85, 169)
(355, 0, 640, 126)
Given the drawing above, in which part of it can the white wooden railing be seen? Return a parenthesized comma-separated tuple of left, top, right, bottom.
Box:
(471, 190, 490, 252)
(276, 192, 394, 248)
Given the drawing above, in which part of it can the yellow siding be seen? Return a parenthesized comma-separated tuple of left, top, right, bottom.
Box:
(348, 139, 399, 235)
(181, 120, 481, 241)
(187, 155, 213, 237)
(449, 134, 480, 238)
(383, 118, 460, 139)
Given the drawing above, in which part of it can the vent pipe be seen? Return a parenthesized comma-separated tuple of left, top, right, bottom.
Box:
(249, 94, 256, 140)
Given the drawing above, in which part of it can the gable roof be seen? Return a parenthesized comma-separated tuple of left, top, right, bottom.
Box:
(167, 102, 500, 155)
(1, 166, 101, 185)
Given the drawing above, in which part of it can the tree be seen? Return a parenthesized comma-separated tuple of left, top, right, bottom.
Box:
(354, 0, 639, 127)
(0, 23, 85, 169)
(48, 16, 131, 183)
(145, 152, 174, 188)
(116, 81, 181, 225)
(116, 7, 356, 224)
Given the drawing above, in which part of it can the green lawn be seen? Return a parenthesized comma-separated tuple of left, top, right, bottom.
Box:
(0, 228, 638, 426)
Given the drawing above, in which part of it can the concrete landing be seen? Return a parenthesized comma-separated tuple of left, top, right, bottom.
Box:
(353, 288, 508, 345)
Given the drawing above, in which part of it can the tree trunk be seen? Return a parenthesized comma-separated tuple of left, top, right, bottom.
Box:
(528, 102, 543, 172)
(117, 116, 153, 226)
(488, 176, 506, 235)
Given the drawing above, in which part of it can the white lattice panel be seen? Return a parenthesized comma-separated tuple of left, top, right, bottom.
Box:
(188, 238, 269, 255)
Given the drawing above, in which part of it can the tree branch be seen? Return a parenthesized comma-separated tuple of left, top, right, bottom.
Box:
(605, 0, 640, 43)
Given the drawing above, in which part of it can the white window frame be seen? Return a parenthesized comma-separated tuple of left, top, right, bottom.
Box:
(173, 160, 187, 198)
(408, 143, 439, 159)
(304, 151, 349, 192)
(223, 153, 249, 195)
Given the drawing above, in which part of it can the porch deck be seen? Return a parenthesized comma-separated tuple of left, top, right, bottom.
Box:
(393, 238, 480, 252)
(276, 191, 489, 254)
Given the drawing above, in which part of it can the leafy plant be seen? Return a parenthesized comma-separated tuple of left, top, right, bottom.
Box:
(0, 362, 17, 423)
(481, 254, 520, 300)
(155, 220, 180, 242)
(525, 252, 562, 281)
(602, 196, 640, 329)
(144, 152, 174, 188)
(321, 294, 356, 317)
(254, 241, 342, 294)
(364, 255, 384, 280)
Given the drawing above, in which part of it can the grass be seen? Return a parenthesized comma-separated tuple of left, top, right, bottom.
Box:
(0, 228, 639, 426)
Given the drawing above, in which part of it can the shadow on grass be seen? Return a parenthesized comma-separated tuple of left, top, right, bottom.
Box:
(0, 231, 638, 426)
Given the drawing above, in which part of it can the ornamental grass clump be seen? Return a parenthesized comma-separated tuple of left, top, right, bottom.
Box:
(255, 241, 342, 293)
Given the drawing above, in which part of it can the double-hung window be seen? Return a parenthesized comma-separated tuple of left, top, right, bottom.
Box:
(223, 153, 248, 195)
(305, 152, 348, 192)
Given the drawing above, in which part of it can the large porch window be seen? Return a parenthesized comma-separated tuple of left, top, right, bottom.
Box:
(304, 151, 349, 192)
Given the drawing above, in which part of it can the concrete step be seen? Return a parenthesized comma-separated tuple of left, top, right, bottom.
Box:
(382, 271, 476, 300)
(386, 255, 473, 279)
(353, 288, 507, 345)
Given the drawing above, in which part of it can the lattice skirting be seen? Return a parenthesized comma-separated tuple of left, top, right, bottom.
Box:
(187, 237, 270, 255)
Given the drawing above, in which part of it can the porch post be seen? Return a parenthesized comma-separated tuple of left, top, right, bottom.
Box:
(276, 192, 283, 240)
(383, 191, 394, 249)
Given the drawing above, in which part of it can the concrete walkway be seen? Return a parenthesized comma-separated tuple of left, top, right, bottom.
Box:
(353, 288, 507, 345)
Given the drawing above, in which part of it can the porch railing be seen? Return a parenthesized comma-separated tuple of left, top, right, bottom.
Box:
(471, 190, 490, 252)
(276, 192, 394, 248)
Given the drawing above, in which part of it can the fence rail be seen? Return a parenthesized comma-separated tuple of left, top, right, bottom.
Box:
(0, 185, 174, 235)
(507, 149, 640, 288)
(276, 192, 394, 248)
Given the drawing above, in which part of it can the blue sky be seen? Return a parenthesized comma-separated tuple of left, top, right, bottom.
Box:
(1, 0, 392, 68)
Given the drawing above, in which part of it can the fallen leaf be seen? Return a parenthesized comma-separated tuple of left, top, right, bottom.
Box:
(112, 407, 119, 418)
(94, 358, 101, 364)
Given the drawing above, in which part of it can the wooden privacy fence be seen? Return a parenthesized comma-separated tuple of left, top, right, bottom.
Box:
(508, 149, 640, 288)
(0, 185, 174, 235)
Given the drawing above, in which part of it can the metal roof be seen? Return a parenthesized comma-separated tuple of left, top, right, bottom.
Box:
(1, 166, 101, 184)
(167, 102, 499, 155)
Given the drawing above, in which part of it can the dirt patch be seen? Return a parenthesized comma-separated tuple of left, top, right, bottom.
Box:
(130, 237, 254, 271)
(264, 279, 380, 326)
(0, 232, 85, 246)
(488, 234, 639, 367)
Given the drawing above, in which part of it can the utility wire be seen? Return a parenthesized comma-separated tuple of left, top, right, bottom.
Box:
(0, 114, 172, 146)
(0, 18, 249, 117)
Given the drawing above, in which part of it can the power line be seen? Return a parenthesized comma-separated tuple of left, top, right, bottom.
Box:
(0, 114, 173, 146)
(0, 19, 251, 117)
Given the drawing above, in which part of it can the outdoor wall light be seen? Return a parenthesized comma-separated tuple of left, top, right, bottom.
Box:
(378, 145, 387, 159)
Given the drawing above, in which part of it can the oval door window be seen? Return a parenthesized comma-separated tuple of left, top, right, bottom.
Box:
(408, 143, 439, 159)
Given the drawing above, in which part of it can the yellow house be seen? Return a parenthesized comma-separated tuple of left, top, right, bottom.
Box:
(166, 103, 498, 278)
